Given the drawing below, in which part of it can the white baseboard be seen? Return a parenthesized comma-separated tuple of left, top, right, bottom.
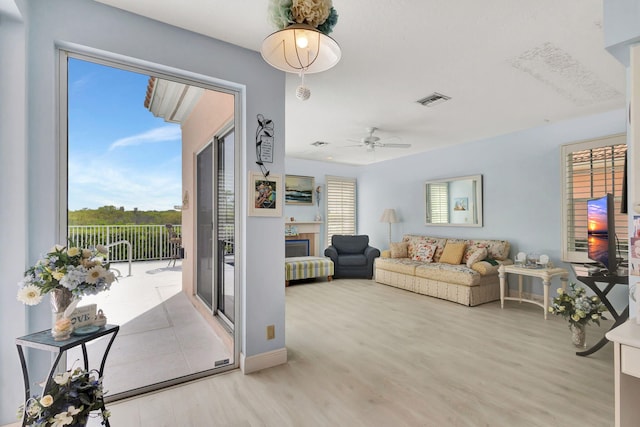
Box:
(240, 347, 287, 374)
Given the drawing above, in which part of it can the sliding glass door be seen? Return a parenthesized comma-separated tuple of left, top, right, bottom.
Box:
(196, 128, 235, 328)
(216, 130, 235, 325)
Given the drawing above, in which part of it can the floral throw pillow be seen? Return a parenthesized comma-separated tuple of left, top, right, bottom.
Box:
(390, 242, 409, 258)
(466, 247, 488, 268)
(412, 243, 437, 263)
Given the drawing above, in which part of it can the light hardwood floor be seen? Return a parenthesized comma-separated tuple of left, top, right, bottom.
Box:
(62, 279, 616, 426)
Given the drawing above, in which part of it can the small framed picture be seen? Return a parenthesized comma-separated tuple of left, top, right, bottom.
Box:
(248, 171, 282, 217)
(285, 175, 315, 205)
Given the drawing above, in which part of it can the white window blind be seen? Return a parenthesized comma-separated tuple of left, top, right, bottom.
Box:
(326, 175, 357, 244)
(426, 183, 449, 224)
(561, 135, 627, 263)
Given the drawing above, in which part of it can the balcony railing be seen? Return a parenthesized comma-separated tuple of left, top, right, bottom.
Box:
(68, 225, 182, 262)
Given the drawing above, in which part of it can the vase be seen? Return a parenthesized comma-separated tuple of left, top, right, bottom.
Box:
(50, 288, 75, 319)
(570, 323, 586, 348)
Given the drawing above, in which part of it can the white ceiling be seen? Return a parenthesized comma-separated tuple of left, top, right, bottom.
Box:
(97, 0, 626, 165)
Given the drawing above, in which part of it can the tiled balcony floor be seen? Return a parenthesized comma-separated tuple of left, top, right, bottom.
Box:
(66, 260, 232, 396)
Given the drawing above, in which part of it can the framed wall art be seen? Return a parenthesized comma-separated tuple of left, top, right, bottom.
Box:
(285, 175, 315, 205)
(248, 171, 282, 217)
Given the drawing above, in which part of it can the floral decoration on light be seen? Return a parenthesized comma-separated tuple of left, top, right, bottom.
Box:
(17, 367, 109, 427)
(17, 245, 117, 305)
(268, 0, 338, 35)
(548, 282, 607, 326)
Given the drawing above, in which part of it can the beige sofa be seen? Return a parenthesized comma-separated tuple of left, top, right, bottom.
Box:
(375, 234, 512, 306)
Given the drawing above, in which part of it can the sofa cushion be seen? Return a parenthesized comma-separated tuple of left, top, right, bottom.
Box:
(412, 243, 437, 262)
(402, 235, 447, 262)
(415, 263, 480, 286)
(390, 242, 408, 258)
(338, 254, 368, 266)
(439, 242, 467, 265)
(466, 247, 487, 268)
(375, 258, 421, 275)
(471, 258, 514, 275)
(332, 235, 370, 254)
(463, 239, 511, 261)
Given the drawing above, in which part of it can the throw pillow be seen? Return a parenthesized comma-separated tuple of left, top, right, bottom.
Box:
(466, 247, 488, 268)
(439, 242, 467, 265)
(412, 243, 437, 262)
(390, 242, 408, 258)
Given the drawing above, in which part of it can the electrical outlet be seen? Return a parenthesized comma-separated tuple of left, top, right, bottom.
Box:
(266, 325, 275, 340)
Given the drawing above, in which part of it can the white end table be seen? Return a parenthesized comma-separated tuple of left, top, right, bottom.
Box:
(498, 264, 569, 319)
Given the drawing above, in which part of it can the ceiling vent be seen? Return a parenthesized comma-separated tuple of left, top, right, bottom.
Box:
(311, 141, 329, 147)
(417, 92, 451, 107)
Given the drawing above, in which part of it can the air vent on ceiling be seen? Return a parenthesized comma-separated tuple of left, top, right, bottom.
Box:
(311, 141, 329, 147)
(417, 92, 451, 107)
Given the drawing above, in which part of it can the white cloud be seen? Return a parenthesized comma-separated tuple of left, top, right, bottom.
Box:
(68, 157, 181, 211)
(109, 126, 181, 150)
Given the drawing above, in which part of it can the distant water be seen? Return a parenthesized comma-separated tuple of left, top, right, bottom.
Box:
(588, 235, 610, 267)
(286, 190, 312, 203)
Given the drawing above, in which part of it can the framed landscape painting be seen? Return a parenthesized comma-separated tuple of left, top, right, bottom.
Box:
(285, 175, 315, 205)
(248, 171, 282, 217)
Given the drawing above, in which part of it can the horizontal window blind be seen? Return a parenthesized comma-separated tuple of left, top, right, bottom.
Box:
(326, 175, 356, 244)
(426, 183, 448, 224)
(562, 135, 627, 262)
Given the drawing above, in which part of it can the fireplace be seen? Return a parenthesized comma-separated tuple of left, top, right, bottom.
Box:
(286, 239, 310, 258)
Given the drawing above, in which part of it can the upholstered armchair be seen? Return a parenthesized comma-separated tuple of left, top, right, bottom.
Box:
(324, 235, 380, 279)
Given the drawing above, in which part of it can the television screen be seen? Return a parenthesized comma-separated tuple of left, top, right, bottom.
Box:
(587, 193, 617, 274)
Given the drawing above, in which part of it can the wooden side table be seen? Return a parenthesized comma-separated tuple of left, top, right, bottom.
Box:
(498, 265, 569, 319)
(16, 324, 119, 427)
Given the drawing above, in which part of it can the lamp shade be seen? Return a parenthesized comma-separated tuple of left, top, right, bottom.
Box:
(379, 208, 398, 224)
(260, 24, 341, 74)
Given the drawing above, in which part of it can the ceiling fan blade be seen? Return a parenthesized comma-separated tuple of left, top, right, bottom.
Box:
(378, 143, 411, 148)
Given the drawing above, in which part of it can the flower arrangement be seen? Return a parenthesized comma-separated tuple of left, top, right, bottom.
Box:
(17, 245, 116, 306)
(18, 367, 109, 427)
(548, 282, 607, 326)
(268, 0, 339, 35)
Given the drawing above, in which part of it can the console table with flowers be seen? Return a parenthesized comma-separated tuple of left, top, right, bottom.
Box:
(15, 244, 120, 426)
(16, 324, 118, 427)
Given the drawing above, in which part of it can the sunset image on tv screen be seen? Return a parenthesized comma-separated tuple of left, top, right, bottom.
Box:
(587, 197, 608, 236)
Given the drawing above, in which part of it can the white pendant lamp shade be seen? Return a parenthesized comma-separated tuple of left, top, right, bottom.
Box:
(261, 24, 341, 74)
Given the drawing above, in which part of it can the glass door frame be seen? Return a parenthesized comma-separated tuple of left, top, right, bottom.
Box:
(57, 48, 244, 395)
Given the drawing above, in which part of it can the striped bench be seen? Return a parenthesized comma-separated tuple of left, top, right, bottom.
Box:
(285, 256, 334, 287)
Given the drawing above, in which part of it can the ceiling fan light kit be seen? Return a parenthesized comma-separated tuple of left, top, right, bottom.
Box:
(347, 127, 412, 152)
(262, 0, 341, 101)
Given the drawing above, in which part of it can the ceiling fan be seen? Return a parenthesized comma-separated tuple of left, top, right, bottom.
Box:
(347, 127, 411, 151)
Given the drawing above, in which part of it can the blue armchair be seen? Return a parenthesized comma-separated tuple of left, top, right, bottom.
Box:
(324, 235, 380, 279)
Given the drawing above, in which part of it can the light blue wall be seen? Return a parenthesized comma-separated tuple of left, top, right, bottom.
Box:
(357, 109, 627, 298)
(284, 158, 361, 251)
(0, 7, 28, 422)
(0, 0, 285, 423)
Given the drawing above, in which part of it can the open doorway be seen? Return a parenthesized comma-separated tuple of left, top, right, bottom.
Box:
(62, 54, 240, 399)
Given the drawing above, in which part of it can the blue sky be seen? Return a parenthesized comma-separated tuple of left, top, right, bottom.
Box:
(68, 58, 182, 211)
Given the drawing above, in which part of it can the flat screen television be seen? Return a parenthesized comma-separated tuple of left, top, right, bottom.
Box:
(587, 193, 617, 275)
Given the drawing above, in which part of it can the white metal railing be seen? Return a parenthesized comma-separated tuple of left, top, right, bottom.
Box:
(106, 240, 132, 276)
(68, 225, 182, 263)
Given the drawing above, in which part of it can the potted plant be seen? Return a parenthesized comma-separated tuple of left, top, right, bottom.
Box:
(17, 367, 110, 426)
(548, 282, 608, 347)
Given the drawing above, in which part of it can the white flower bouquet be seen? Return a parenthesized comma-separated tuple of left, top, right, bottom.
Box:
(548, 282, 607, 326)
(17, 367, 109, 426)
(17, 244, 117, 306)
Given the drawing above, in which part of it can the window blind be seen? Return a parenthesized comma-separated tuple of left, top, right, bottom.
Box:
(561, 135, 627, 262)
(426, 183, 449, 224)
(326, 175, 356, 244)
